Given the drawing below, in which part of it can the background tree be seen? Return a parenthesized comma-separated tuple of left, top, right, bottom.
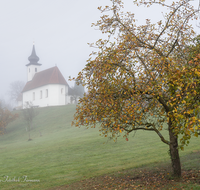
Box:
(68, 81, 84, 104)
(8, 80, 25, 104)
(23, 102, 38, 140)
(72, 0, 200, 178)
(0, 101, 18, 134)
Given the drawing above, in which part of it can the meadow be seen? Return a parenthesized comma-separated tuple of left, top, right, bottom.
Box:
(0, 105, 199, 189)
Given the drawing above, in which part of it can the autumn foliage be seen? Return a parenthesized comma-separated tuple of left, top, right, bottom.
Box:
(72, 0, 200, 177)
(0, 103, 18, 134)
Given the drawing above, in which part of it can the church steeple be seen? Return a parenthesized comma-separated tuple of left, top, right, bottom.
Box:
(26, 45, 41, 66)
(26, 45, 42, 82)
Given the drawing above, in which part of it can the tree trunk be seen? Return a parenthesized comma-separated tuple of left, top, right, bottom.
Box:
(168, 118, 181, 178)
(29, 132, 31, 140)
(28, 124, 31, 141)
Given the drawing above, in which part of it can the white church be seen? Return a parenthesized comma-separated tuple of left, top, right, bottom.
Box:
(21, 45, 71, 108)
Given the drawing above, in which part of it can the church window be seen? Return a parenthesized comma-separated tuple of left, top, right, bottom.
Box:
(61, 88, 63, 94)
(46, 89, 48, 98)
(29, 68, 30, 72)
(40, 90, 42, 99)
(35, 68, 37, 72)
(33, 92, 35, 101)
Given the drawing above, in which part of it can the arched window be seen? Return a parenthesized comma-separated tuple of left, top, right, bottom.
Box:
(33, 92, 35, 101)
(40, 90, 42, 99)
(46, 89, 48, 98)
(35, 68, 37, 72)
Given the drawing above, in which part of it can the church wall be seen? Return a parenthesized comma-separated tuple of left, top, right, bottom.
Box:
(48, 84, 67, 106)
(22, 84, 68, 108)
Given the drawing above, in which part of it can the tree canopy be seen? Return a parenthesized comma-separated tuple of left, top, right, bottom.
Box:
(72, 0, 200, 177)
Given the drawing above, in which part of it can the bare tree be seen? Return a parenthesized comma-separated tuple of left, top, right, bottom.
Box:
(22, 102, 37, 141)
(8, 81, 25, 103)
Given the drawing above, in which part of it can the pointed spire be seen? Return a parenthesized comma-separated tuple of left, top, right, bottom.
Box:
(26, 45, 41, 66)
(28, 45, 39, 63)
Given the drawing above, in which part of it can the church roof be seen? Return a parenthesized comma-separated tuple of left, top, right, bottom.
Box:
(22, 66, 68, 92)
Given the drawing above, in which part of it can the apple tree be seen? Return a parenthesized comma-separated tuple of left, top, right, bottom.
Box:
(72, 0, 200, 177)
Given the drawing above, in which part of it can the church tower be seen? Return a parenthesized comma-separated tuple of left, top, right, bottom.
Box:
(26, 45, 42, 82)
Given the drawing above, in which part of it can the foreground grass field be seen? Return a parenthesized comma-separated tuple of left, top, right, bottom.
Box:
(0, 105, 199, 189)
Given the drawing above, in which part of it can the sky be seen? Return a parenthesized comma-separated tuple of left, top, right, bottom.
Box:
(0, 0, 199, 103)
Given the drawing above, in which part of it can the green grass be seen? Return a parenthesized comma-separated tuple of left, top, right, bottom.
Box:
(0, 104, 199, 189)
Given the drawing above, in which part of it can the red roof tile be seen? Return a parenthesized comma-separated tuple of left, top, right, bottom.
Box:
(22, 66, 68, 92)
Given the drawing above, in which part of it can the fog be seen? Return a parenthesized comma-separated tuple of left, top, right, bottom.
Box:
(0, 0, 107, 101)
(0, 0, 199, 104)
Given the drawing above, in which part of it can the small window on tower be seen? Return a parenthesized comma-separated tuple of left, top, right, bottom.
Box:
(29, 68, 30, 72)
(35, 68, 37, 72)
(61, 88, 63, 94)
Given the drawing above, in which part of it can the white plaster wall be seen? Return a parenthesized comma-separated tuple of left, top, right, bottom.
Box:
(48, 84, 66, 106)
(27, 65, 41, 82)
(23, 84, 69, 108)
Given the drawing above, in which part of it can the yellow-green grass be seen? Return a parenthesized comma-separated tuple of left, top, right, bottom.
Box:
(0, 105, 199, 190)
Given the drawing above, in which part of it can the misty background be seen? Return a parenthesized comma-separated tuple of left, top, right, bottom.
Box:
(0, 0, 199, 106)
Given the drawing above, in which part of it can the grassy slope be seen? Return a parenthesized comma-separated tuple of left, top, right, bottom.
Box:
(0, 105, 199, 190)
